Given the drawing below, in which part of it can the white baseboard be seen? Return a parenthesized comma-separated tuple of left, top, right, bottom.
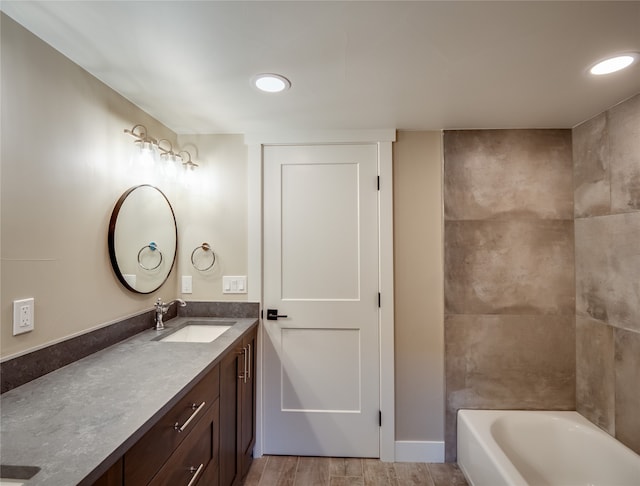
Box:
(394, 440, 445, 463)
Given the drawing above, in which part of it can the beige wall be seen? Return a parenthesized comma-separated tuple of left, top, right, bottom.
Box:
(574, 93, 640, 455)
(393, 131, 444, 442)
(175, 133, 248, 301)
(0, 15, 249, 359)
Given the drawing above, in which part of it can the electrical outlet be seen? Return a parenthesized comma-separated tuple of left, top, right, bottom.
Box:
(13, 298, 35, 335)
(20, 305, 30, 326)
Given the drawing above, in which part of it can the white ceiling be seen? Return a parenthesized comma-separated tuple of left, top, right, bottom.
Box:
(2, 1, 640, 134)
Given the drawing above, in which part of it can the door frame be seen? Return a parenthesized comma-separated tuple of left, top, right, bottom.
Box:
(245, 130, 396, 462)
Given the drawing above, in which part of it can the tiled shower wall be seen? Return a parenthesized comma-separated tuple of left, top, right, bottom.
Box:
(443, 130, 576, 461)
(574, 93, 640, 455)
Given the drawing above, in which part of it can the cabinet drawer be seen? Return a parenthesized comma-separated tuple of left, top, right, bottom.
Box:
(125, 365, 219, 485)
(148, 398, 219, 486)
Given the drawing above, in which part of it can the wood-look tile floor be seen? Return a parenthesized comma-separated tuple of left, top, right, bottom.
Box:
(244, 456, 469, 486)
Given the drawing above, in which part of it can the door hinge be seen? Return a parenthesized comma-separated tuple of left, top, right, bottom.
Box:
(260, 309, 263, 319)
(378, 293, 381, 308)
(379, 410, 382, 427)
(377, 176, 380, 191)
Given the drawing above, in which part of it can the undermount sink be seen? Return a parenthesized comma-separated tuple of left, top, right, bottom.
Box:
(156, 321, 235, 343)
(0, 465, 40, 485)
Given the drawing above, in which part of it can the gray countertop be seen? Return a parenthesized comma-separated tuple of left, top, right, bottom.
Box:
(0, 317, 258, 486)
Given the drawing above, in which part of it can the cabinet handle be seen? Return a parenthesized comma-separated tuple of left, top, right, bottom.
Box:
(238, 346, 248, 383)
(246, 343, 251, 381)
(237, 346, 244, 380)
(186, 463, 204, 486)
(174, 401, 206, 433)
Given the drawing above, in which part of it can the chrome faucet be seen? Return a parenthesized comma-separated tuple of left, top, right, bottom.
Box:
(154, 298, 186, 330)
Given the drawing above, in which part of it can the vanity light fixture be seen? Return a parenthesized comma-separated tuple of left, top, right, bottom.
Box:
(589, 53, 638, 75)
(124, 124, 200, 172)
(252, 73, 291, 93)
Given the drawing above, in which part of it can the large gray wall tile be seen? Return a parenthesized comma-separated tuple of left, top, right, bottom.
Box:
(573, 94, 640, 456)
(610, 94, 640, 212)
(573, 111, 610, 218)
(575, 212, 640, 332)
(573, 93, 640, 217)
(576, 316, 615, 434)
(445, 315, 576, 409)
(444, 129, 573, 221)
(444, 314, 575, 460)
(445, 220, 575, 315)
(614, 327, 640, 455)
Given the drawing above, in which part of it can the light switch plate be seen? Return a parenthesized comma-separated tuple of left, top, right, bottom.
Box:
(223, 276, 247, 294)
(182, 276, 193, 294)
(13, 298, 35, 335)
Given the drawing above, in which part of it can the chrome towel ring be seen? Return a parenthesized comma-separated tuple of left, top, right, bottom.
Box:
(191, 242, 216, 271)
(138, 242, 164, 271)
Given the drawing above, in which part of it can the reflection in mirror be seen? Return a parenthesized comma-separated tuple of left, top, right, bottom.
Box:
(108, 185, 177, 294)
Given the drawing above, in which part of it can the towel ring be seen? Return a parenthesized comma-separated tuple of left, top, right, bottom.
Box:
(191, 242, 216, 271)
(138, 242, 163, 271)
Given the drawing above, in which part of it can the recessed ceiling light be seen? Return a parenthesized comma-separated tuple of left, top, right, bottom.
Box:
(589, 53, 638, 75)
(252, 73, 291, 93)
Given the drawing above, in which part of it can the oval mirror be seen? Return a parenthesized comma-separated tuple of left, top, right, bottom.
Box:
(108, 185, 177, 294)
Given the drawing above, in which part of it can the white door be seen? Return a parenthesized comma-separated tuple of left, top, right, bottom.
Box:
(263, 144, 380, 458)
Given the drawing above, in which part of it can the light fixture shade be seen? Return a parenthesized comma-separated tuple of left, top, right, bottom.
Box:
(253, 73, 291, 93)
(163, 154, 179, 178)
(157, 139, 180, 179)
(138, 141, 158, 168)
(589, 53, 638, 75)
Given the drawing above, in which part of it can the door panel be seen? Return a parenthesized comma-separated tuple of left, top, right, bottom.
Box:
(263, 144, 380, 458)
(281, 328, 361, 412)
(281, 162, 360, 300)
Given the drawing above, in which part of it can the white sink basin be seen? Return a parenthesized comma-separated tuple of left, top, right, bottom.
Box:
(0, 480, 25, 485)
(159, 324, 232, 343)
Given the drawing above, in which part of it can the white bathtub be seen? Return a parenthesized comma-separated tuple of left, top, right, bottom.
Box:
(457, 410, 640, 486)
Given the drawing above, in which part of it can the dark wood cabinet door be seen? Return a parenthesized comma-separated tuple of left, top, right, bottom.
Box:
(240, 328, 257, 479)
(219, 343, 242, 486)
(91, 458, 123, 486)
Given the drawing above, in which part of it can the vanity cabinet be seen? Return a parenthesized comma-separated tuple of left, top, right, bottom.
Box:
(219, 326, 257, 486)
(90, 322, 257, 486)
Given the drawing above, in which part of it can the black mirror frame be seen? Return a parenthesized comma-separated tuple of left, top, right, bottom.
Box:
(108, 184, 178, 294)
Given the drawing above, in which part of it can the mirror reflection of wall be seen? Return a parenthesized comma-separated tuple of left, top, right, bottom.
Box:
(108, 185, 177, 294)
